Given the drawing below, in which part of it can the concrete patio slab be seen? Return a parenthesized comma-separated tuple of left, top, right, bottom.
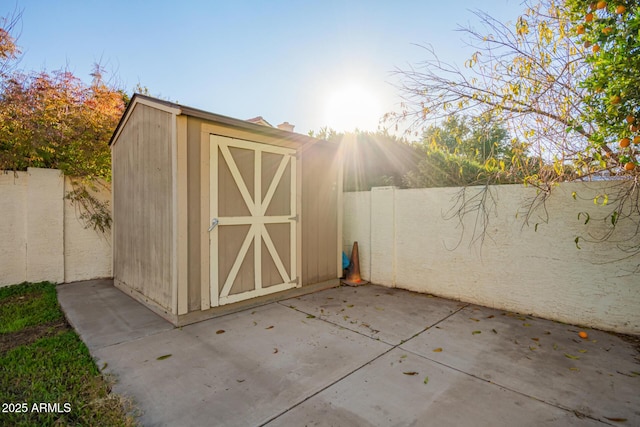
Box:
(57, 279, 173, 349)
(57, 280, 639, 426)
(401, 304, 640, 424)
(283, 285, 467, 345)
(93, 302, 391, 427)
(267, 348, 604, 427)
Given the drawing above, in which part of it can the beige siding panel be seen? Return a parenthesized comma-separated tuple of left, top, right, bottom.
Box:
(187, 117, 203, 311)
(263, 223, 290, 286)
(301, 144, 339, 285)
(113, 103, 174, 311)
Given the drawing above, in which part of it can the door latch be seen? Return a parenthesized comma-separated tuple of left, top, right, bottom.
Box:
(208, 218, 219, 232)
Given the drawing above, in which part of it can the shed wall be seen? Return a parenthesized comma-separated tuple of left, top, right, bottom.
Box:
(301, 143, 339, 285)
(112, 103, 174, 310)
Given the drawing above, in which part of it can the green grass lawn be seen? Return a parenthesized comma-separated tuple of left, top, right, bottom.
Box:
(0, 282, 137, 426)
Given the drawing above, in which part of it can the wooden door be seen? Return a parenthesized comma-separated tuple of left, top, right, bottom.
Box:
(209, 135, 297, 306)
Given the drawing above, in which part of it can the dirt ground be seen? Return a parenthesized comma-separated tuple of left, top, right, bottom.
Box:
(0, 318, 70, 354)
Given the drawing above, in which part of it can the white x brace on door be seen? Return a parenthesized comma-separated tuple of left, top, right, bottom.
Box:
(209, 135, 297, 307)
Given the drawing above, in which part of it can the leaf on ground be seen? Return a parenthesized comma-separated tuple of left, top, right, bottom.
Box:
(469, 318, 480, 322)
(604, 417, 627, 423)
(236, 379, 245, 383)
(343, 315, 349, 320)
(631, 371, 640, 377)
(265, 325, 274, 330)
(564, 353, 580, 360)
(306, 314, 316, 319)
(101, 362, 108, 370)
(569, 367, 580, 372)
(375, 307, 384, 311)
(578, 349, 587, 353)
(486, 315, 495, 319)
(544, 331, 551, 335)
(553, 343, 559, 350)
(156, 354, 172, 360)
(253, 321, 257, 326)
(403, 371, 418, 376)
(423, 376, 429, 384)
(400, 355, 408, 359)
(523, 323, 532, 327)
(472, 330, 481, 335)
(531, 338, 539, 342)
(346, 304, 354, 308)
(492, 329, 498, 334)
(273, 348, 278, 354)
(216, 329, 225, 334)
(433, 348, 443, 352)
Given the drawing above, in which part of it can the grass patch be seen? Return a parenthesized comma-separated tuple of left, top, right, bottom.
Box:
(0, 282, 62, 333)
(0, 282, 137, 426)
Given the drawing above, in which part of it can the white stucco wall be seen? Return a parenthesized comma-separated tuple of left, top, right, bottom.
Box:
(0, 168, 112, 287)
(342, 190, 371, 280)
(343, 182, 640, 334)
(63, 178, 112, 282)
(0, 172, 28, 285)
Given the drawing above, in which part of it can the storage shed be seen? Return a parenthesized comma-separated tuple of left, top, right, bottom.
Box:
(109, 94, 342, 325)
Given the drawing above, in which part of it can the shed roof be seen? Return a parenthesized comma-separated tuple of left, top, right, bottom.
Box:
(109, 93, 329, 147)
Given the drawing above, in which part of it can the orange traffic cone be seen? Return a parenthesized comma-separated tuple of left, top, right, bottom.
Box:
(342, 241, 368, 287)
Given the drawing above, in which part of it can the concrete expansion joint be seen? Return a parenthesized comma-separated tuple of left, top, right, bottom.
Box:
(263, 301, 480, 426)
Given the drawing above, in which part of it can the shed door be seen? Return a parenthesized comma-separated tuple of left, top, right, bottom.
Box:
(209, 135, 297, 307)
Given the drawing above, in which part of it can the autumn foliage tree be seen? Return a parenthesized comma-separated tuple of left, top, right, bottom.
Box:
(0, 12, 125, 231)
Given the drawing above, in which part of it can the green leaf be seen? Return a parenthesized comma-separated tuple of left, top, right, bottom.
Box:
(575, 237, 581, 250)
(156, 354, 172, 360)
(572, 191, 577, 200)
(564, 353, 580, 360)
(472, 330, 482, 335)
(403, 371, 418, 376)
(611, 211, 618, 226)
(306, 314, 316, 319)
(423, 376, 429, 385)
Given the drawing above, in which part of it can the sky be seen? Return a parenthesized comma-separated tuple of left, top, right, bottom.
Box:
(2, 0, 527, 135)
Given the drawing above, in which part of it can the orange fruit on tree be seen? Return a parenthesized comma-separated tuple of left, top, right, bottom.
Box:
(592, 44, 601, 53)
(585, 12, 594, 22)
(578, 331, 588, 339)
(577, 25, 586, 34)
(624, 162, 636, 171)
(620, 138, 631, 148)
(634, 136, 640, 144)
(630, 124, 639, 132)
(596, 1, 607, 9)
(616, 5, 626, 14)
(602, 27, 613, 35)
(626, 115, 636, 124)
(610, 95, 621, 104)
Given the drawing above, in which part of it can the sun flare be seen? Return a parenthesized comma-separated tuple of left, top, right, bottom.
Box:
(324, 83, 383, 132)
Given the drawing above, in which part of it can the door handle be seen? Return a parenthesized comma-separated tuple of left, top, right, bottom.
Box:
(208, 218, 219, 232)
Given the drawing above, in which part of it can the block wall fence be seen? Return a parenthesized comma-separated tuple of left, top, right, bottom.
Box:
(0, 168, 112, 286)
(343, 183, 639, 334)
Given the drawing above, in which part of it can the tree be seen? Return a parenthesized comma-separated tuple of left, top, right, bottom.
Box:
(565, 0, 640, 171)
(0, 14, 125, 231)
(387, 0, 639, 257)
(403, 114, 523, 188)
